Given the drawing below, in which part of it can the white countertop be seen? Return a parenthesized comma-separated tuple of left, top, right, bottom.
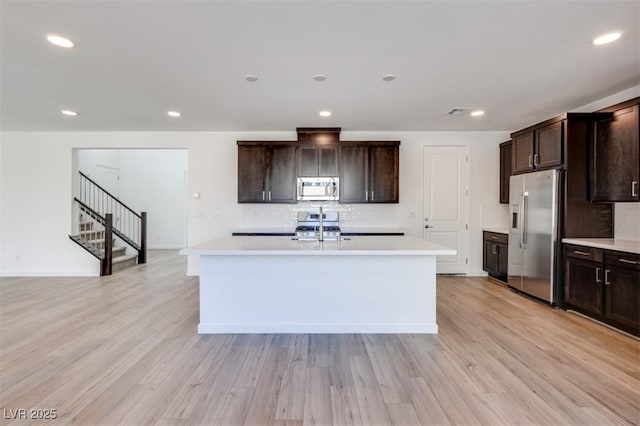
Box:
(340, 227, 405, 234)
(231, 227, 294, 234)
(562, 238, 640, 254)
(231, 227, 405, 234)
(181, 236, 456, 256)
(483, 228, 509, 234)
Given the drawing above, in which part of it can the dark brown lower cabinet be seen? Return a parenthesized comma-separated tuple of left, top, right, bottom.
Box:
(564, 248, 603, 316)
(603, 251, 640, 334)
(483, 231, 508, 283)
(564, 244, 639, 336)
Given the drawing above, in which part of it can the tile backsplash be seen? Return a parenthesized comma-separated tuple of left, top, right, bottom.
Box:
(239, 202, 399, 230)
(615, 203, 640, 241)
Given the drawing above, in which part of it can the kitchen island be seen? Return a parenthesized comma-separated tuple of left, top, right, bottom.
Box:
(180, 236, 455, 334)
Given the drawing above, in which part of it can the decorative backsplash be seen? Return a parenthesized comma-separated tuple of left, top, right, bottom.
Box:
(239, 202, 399, 229)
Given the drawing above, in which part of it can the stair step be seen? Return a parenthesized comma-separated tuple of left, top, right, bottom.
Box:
(112, 254, 138, 273)
(110, 246, 127, 257)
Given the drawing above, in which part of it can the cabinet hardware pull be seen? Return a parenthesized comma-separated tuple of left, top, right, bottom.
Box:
(605, 269, 611, 285)
(262, 191, 265, 201)
(573, 250, 591, 256)
(268, 191, 271, 201)
(595, 267, 602, 283)
(371, 191, 374, 201)
(619, 259, 640, 265)
(633, 181, 638, 197)
(491, 244, 498, 255)
(528, 155, 533, 168)
(491, 236, 498, 240)
(365, 191, 368, 201)
(534, 154, 539, 167)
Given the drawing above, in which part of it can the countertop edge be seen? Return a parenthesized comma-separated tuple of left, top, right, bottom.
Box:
(483, 228, 509, 235)
(562, 238, 640, 254)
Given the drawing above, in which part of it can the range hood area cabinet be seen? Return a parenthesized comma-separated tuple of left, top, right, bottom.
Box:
(297, 145, 338, 177)
(237, 142, 297, 203)
(339, 142, 400, 203)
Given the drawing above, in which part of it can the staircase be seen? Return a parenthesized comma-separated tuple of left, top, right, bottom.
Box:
(69, 172, 147, 276)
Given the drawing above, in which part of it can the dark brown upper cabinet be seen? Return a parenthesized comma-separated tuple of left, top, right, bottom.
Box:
(499, 140, 512, 204)
(297, 145, 338, 177)
(591, 98, 639, 202)
(237, 142, 297, 203)
(339, 142, 399, 203)
(511, 118, 563, 174)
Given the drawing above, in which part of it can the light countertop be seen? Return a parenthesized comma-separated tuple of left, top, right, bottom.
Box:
(231, 227, 405, 235)
(231, 227, 294, 234)
(181, 236, 456, 256)
(483, 228, 509, 235)
(562, 238, 640, 254)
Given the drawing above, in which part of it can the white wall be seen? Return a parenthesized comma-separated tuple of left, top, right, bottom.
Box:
(1, 84, 637, 276)
(0, 130, 507, 276)
(78, 149, 189, 249)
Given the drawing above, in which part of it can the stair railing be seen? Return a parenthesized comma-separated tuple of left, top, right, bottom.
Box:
(69, 199, 114, 275)
(78, 171, 147, 264)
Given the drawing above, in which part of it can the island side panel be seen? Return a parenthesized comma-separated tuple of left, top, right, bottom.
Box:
(197, 254, 437, 333)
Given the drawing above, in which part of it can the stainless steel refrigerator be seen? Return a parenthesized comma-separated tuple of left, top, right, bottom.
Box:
(508, 169, 561, 303)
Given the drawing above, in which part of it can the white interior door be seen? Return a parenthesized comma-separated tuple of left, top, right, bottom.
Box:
(422, 146, 469, 274)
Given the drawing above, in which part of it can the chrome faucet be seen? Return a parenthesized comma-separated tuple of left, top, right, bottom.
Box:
(318, 206, 324, 242)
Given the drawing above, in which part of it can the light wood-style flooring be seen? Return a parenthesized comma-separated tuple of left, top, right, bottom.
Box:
(1, 250, 638, 425)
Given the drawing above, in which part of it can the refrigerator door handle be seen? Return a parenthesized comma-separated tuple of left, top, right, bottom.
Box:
(519, 191, 527, 248)
(522, 192, 528, 246)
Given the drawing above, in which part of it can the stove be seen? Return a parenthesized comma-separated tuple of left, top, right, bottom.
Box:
(295, 210, 341, 241)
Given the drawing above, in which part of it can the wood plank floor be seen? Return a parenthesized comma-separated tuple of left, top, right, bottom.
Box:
(1, 250, 638, 425)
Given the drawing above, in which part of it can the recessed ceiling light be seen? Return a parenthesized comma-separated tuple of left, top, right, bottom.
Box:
(245, 74, 258, 82)
(319, 110, 331, 117)
(470, 110, 485, 117)
(47, 34, 74, 48)
(382, 74, 396, 82)
(313, 74, 327, 82)
(593, 31, 621, 45)
(61, 109, 78, 116)
(167, 111, 181, 117)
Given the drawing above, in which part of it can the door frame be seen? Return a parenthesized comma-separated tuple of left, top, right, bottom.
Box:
(421, 144, 470, 275)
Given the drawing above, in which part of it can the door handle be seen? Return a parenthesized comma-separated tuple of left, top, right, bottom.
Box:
(605, 269, 611, 285)
(632, 181, 638, 197)
(424, 225, 433, 229)
(528, 155, 532, 168)
(595, 267, 602, 283)
(533, 154, 539, 167)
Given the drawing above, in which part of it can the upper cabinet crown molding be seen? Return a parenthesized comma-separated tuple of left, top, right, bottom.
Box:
(296, 127, 341, 144)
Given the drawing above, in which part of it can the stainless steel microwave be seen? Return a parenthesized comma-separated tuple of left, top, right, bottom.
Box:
(297, 177, 339, 201)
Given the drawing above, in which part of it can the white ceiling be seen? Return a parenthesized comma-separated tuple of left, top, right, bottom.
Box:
(1, 0, 639, 132)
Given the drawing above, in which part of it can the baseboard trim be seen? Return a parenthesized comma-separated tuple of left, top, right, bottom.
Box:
(197, 322, 438, 334)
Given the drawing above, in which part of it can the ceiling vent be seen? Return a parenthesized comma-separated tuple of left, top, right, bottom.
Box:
(447, 107, 474, 115)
